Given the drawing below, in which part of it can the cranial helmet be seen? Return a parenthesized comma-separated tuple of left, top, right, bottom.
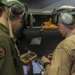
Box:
(0, 0, 25, 7)
(0, 0, 28, 38)
(53, 5, 75, 26)
(0, 0, 28, 19)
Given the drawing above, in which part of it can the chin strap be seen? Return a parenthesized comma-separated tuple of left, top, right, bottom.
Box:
(4, 7, 20, 56)
(5, 7, 14, 38)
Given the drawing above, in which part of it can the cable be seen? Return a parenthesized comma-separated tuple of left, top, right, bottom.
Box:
(35, 60, 45, 75)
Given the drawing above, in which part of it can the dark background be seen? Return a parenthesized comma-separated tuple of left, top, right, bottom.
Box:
(19, 0, 61, 9)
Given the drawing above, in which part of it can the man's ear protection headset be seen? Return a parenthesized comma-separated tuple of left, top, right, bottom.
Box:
(59, 12, 75, 26)
(9, 4, 24, 16)
(9, 3, 28, 18)
(0, 1, 28, 20)
(53, 8, 75, 26)
(23, 3, 28, 21)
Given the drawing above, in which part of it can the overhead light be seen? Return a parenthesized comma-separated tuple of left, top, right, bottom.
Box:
(43, 10, 52, 13)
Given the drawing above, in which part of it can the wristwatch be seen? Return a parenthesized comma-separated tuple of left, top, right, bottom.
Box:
(43, 62, 51, 68)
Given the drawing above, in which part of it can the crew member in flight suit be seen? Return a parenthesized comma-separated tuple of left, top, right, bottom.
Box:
(0, 0, 28, 75)
(41, 5, 75, 75)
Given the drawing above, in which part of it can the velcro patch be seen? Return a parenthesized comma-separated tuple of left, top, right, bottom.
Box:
(0, 47, 5, 58)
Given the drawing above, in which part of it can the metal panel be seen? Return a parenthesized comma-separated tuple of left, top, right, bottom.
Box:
(19, 0, 61, 9)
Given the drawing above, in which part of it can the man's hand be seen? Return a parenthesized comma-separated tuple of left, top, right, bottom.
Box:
(47, 53, 53, 59)
(41, 56, 50, 65)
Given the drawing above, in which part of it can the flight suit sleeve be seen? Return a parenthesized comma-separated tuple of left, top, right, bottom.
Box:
(0, 36, 12, 73)
(0, 46, 6, 72)
(44, 43, 72, 75)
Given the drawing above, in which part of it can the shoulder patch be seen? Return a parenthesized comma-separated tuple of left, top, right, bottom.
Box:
(0, 47, 6, 58)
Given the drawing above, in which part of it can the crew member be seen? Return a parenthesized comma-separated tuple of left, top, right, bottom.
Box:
(0, 0, 28, 75)
(41, 5, 75, 75)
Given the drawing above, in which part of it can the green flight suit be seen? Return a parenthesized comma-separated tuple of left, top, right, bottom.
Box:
(0, 23, 24, 75)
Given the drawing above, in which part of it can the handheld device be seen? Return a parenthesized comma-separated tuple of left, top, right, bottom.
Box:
(20, 52, 37, 64)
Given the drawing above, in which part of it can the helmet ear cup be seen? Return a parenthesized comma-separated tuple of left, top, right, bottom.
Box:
(23, 3, 28, 21)
(60, 13, 74, 26)
(9, 4, 24, 16)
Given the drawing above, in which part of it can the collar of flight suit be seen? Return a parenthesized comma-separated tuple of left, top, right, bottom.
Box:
(66, 28, 75, 38)
(0, 23, 19, 43)
(0, 23, 9, 35)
